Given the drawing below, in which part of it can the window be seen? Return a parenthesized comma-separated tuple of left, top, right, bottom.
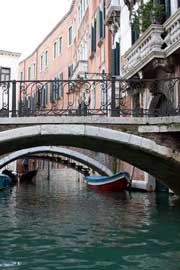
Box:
(68, 26, 73, 46)
(58, 73, 63, 97)
(68, 64, 73, 79)
(32, 63, 36, 79)
(157, 0, 171, 19)
(111, 42, 120, 76)
(41, 84, 48, 107)
(20, 71, 24, 81)
(28, 67, 31, 80)
(91, 18, 97, 54)
(53, 42, 57, 58)
(78, 0, 89, 22)
(131, 26, 139, 45)
(40, 54, 44, 72)
(50, 73, 63, 102)
(0, 67, 10, 81)
(97, 4, 105, 41)
(45, 50, 48, 68)
(178, 0, 180, 8)
(59, 36, 63, 55)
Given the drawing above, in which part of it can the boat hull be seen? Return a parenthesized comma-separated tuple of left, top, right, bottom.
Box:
(84, 171, 130, 191)
(20, 170, 38, 183)
(87, 178, 128, 191)
(0, 174, 12, 190)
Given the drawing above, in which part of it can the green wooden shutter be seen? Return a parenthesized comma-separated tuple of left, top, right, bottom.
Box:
(111, 49, 116, 76)
(50, 82, 53, 102)
(115, 42, 120, 76)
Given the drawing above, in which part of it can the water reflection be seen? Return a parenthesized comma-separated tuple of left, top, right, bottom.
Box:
(0, 172, 179, 270)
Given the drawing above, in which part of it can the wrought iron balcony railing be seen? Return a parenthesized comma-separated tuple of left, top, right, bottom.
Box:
(0, 78, 180, 118)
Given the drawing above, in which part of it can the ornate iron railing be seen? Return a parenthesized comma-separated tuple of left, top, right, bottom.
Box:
(0, 78, 180, 117)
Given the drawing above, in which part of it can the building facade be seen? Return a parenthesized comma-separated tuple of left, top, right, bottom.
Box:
(0, 49, 21, 172)
(19, 0, 180, 186)
(106, 0, 180, 187)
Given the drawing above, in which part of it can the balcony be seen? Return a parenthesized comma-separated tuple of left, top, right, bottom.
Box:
(121, 8, 180, 79)
(71, 60, 88, 80)
(121, 24, 165, 79)
(164, 8, 180, 57)
(106, 0, 121, 30)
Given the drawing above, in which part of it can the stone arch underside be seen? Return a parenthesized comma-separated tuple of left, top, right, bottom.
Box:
(0, 124, 180, 194)
(0, 146, 113, 176)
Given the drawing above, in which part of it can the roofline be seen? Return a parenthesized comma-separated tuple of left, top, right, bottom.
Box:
(0, 50, 21, 58)
(19, 0, 76, 65)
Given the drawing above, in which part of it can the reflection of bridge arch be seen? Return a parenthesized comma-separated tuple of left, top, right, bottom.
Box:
(0, 146, 113, 176)
(0, 124, 180, 194)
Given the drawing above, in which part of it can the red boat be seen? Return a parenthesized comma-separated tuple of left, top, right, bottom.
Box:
(84, 171, 130, 191)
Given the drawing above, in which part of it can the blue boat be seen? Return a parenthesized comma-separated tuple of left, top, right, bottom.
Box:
(84, 171, 131, 191)
(0, 173, 12, 190)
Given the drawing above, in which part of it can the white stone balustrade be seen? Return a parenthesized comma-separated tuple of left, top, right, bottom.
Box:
(121, 24, 164, 79)
(164, 8, 180, 57)
(121, 8, 180, 79)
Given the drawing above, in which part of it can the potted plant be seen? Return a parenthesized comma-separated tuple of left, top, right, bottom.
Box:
(131, 1, 165, 34)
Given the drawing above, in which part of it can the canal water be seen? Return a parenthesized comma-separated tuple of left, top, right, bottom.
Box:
(0, 172, 180, 270)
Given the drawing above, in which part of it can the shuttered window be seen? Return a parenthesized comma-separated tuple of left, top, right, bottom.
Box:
(97, 8, 104, 41)
(68, 65, 73, 79)
(50, 74, 63, 102)
(91, 18, 97, 54)
(111, 42, 120, 76)
(50, 81, 56, 103)
(58, 73, 63, 97)
(41, 84, 48, 107)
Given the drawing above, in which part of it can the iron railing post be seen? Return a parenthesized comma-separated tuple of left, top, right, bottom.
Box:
(111, 76, 116, 117)
(12, 80, 17, 117)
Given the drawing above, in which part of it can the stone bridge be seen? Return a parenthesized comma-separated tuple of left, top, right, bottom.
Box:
(0, 120, 180, 194)
(0, 116, 180, 150)
(0, 146, 112, 176)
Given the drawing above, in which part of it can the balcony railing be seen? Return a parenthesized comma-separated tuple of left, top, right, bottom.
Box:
(121, 24, 165, 79)
(71, 60, 88, 80)
(164, 8, 180, 57)
(106, 0, 121, 27)
(121, 8, 180, 79)
(0, 78, 180, 118)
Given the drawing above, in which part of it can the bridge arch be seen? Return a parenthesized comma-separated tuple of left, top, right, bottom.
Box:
(0, 146, 112, 176)
(0, 124, 180, 194)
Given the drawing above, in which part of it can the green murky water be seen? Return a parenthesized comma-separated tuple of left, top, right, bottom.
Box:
(0, 174, 180, 270)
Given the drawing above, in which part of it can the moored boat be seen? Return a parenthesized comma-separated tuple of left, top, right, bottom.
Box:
(19, 170, 38, 183)
(0, 173, 12, 190)
(84, 171, 131, 191)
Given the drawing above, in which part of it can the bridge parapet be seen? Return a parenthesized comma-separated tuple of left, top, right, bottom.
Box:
(0, 78, 180, 118)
